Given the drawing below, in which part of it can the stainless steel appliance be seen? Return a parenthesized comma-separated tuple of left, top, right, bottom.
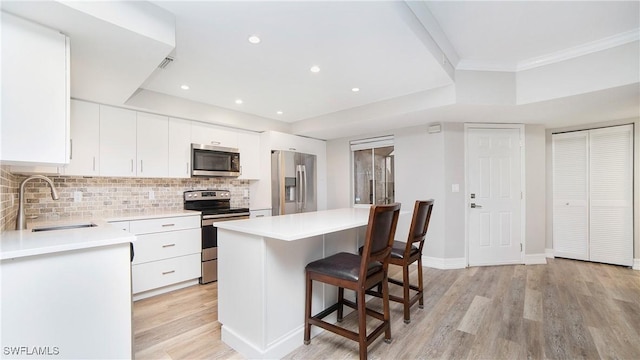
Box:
(191, 143, 241, 177)
(271, 150, 317, 215)
(184, 190, 249, 284)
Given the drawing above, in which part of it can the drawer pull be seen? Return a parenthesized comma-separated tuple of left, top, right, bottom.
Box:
(162, 244, 176, 248)
(161, 224, 175, 227)
(162, 270, 175, 275)
(256, 215, 265, 218)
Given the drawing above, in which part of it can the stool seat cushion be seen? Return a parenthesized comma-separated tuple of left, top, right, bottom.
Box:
(306, 252, 382, 282)
(390, 241, 419, 259)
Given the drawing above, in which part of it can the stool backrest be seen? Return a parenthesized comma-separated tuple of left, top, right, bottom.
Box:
(405, 200, 434, 255)
(360, 203, 401, 279)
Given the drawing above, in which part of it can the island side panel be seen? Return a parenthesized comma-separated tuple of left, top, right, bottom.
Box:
(264, 235, 324, 351)
(1, 243, 132, 359)
(218, 228, 266, 355)
(323, 227, 365, 304)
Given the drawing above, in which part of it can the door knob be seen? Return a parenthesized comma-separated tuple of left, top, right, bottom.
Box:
(470, 203, 482, 208)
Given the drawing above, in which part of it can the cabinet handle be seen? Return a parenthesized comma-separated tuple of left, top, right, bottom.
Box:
(186, 162, 189, 175)
(70, 139, 73, 160)
(211, 141, 221, 145)
(131, 159, 134, 172)
(162, 270, 175, 275)
(162, 244, 176, 248)
(140, 160, 143, 173)
(256, 215, 264, 218)
(92, 157, 96, 171)
(289, 148, 296, 151)
(162, 223, 175, 227)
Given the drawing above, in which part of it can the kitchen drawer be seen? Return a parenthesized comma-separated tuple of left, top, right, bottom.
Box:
(109, 220, 130, 232)
(132, 228, 201, 265)
(132, 253, 201, 294)
(129, 215, 200, 235)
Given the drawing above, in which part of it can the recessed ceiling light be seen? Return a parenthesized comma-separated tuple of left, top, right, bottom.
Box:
(235, 99, 243, 105)
(180, 84, 190, 90)
(248, 35, 261, 44)
(351, 87, 360, 92)
(310, 66, 320, 73)
(276, 111, 283, 115)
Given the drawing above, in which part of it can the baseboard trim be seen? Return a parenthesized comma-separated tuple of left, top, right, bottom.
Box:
(524, 253, 547, 265)
(423, 256, 466, 269)
(545, 248, 555, 258)
(633, 258, 640, 271)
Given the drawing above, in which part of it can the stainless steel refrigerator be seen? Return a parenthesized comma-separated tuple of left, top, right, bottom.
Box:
(271, 150, 317, 215)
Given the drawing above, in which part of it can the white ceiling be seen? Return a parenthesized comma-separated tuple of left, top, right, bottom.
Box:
(2, 1, 639, 140)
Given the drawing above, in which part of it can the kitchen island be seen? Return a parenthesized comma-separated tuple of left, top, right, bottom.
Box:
(215, 208, 373, 359)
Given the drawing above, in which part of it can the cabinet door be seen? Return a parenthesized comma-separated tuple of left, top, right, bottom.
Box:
(168, 118, 192, 178)
(1, 12, 69, 165)
(237, 132, 260, 179)
(100, 105, 137, 177)
(191, 122, 238, 148)
(137, 112, 168, 178)
(64, 100, 99, 176)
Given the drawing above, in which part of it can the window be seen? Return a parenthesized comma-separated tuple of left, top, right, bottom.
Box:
(351, 136, 394, 205)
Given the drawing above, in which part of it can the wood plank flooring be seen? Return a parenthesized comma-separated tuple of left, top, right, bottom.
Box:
(134, 258, 640, 359)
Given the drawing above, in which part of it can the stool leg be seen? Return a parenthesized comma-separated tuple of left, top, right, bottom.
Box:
(403, 263, 411, 324)
(357, 288, 367, 360)
(337, 287, 344, 322)
(418, 256, 424, 309)
(382, 272, 392, 343)
(304, 273, 312, 345)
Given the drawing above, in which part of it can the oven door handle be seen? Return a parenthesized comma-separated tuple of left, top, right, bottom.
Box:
(202, 215, 249, 226)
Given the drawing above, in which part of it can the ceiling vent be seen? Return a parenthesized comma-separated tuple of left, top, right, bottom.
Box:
(158, 56, 174, 69)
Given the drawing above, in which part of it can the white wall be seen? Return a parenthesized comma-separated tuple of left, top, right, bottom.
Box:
(325, 122, 547, 267)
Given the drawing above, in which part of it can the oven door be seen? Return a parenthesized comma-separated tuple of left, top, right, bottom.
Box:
(200, 214, 249, 284)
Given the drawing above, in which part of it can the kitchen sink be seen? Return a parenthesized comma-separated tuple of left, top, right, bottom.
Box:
(32, 223, 98, 232)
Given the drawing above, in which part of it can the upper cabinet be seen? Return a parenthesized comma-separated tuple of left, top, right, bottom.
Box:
(168, 118, 192, 178)
(191, 122, 238, 149)
(1, 12, 70, 166)
(99, 105, 137, 177)
(237, 132, 260, 180)
(136, 113, 168, 178)
(64, 100, 100, 176)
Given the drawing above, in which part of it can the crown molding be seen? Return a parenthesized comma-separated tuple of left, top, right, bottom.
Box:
(455, 29, 639, 73)
(518, 28, 640, 71)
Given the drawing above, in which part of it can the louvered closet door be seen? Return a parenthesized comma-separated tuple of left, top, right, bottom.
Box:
(589, 125, 633, 266)
(553, 132, 590, 261)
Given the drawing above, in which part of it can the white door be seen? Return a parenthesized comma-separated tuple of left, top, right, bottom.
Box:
(552, 131, 590, 260)
(467, 126, 523, 266)
(136, 112, 169, 178)
(99, 105, 137, 177)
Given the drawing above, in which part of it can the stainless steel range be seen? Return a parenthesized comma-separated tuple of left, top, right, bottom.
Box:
(184, 190, 250, 284)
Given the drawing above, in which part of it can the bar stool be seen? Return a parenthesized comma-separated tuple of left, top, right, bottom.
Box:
(303, 203, 401, 360)
(363, 200, 434, 324)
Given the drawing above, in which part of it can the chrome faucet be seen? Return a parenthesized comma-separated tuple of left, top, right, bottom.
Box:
(16, 175, 59, 230)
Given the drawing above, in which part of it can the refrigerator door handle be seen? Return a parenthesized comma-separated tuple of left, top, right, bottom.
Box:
(296, 165, 303, 212)
(301, 165, 307, 211)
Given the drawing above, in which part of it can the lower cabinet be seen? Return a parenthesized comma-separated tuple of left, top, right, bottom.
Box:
(111, 214, 202, 300)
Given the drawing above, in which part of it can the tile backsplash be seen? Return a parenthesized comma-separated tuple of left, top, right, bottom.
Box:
(0, 165, 250, 231)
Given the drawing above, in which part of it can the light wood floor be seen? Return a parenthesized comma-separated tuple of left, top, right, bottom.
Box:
(134, 258, 640, 359)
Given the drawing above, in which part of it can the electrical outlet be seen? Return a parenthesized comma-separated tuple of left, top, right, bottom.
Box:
(73, 191, 82, 202)
(149, 190, 155, 200)
(244, 189, 249, 197)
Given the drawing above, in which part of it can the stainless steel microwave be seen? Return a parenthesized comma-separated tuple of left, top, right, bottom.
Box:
(191, 144, 241, 177)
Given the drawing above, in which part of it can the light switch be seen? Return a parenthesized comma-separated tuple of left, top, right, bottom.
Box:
(451, 184, 460, 193)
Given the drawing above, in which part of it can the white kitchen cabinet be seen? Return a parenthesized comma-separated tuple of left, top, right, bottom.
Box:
(250, 209, 272, 218)
(169, 118, 192, 178)
(123, 214, 202, 300)
(1, 12, 70, 166)
(64, 100, 100, 176)
(137, 112, 169, 178)
(237, 131, 261, 180)
(192, 122, 238, 148)
(100, 105, 137, 177)
(268, 130, 324, 156)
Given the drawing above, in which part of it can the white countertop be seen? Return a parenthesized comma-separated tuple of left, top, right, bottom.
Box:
(0, 210, 199, 260)
(215, 208, 372, 241)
